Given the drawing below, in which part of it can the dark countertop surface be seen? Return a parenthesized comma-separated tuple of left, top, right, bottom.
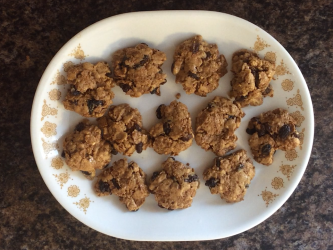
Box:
(1, 0, 332, 249)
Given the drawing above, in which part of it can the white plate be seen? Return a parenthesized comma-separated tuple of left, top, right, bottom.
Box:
(31, 11, 314, 241)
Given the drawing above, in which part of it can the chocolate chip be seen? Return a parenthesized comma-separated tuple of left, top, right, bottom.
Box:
(106, 72, 112, 78)
(245, 184, 249, 188)
(111, 178, 120, 189)
(279, 124, 291, 139)
(205, 177, 219, 188)
(133, 123, 142, 131)
(188, 71, 199, 80)
(61, 151, 65, 158)
(156, 104, 164, 119)
(133, 55, 149, 69)
(180, 134, 193, 141)
(111, 148, 118, 155)
(192, 40, 200, 53)
(98, 180, 111, 193)
(215, 158, 221, 168)
(206, 51, 211, 58)
(251, 68, 260, 87)
(150, 87, 158, 94)
(151, 171, 159, 181)
(207, 102, 215, 109)
(262, 86, 272, 95)
(75, 122, 86, 132)
(184, 174, 199, 183)
(80, 171, 91, 175)
(261, 144, 272, 156)
(163, 122, 171, 135)
(71, 89, 81, 96)
(136, 142, 143, 153)
(119, 83, 131, 92)
(87, 99, 104, 114)
(246, 128, 256, 135)
(237, 163, 244, 171)
(258, 125, 266, 137)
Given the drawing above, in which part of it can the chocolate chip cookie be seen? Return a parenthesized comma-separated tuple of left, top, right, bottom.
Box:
(63, 120, 112, 179)
(230, 49, 275, 107)
(94, 158, 149, 211)
(195, 96, 245, 156)
(172, 35, 228, 97)
(246, 108, 300, 165)
(149, 100, 194, 155)
(112, 43, 167, 97)
(63, 62, 115, 117)
(97, 104, 150, 156)
(148, 157, 200, 210)
(203, 149, 255, 203)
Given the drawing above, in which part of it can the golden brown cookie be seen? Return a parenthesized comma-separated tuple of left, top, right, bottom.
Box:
(112, 43, 167, 97)
(63, 120, 112, 179)
(63, 62, 115, 117)
(230, 49, 275, 107)
(203, 149, 255, 203)
(97, 104, 150, 156)
(246, 108, 300, 165)
(149, 101, 194, 155)
(172, 35, 228, 97)
(94, 158, 149, 211)
(149, 157, 200, 210)
(195, 96, 245, 156)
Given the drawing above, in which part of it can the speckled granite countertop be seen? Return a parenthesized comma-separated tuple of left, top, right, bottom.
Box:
(1, 0, 332, 249)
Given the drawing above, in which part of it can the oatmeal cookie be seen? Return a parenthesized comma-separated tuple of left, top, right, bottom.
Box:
(203, 149, 255, 203)
(149, 101, 194, 155)
(172, 35, 228, 96)
(230, 49, 275, 107)
(63, 120, 112, 179)
(63, 62, 115, 117)
(94, 159, 149, 211)
(246, 108, 300, 165)
(112, 43, 167, 97)
(97, 104, 150, 156)
(195, 96, 245, 156)
(148, 157, 200, 210)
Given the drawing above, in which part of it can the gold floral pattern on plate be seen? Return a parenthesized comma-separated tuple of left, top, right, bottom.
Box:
(41, 100, 58, 121)
(275, 60, 290, 77)
(68, 185, 80, 197)
(41, 138, 58, 155)
(285, 149, 298, 161)
(252, 35, 270, 52)
(53, 171, 71, 188)
(41, 121, 57, 138)
(271, 177, 284, 190)
(279, 164, 296, 180)
(290, 111, 305, 127)
(63, 61, 75, 72)
(281, 79, 294, 92)
(259, 188, 279, 207)
(264, 51, 277, 63)
(299, 128, 305, 150)
(69, 44, 87, 60)
(50, 70, 66, 85)
(51, 156, 64, 170)
(49, 89, 61, 101)
(74, 195, 93, 214)
(286, 89, 304, 110)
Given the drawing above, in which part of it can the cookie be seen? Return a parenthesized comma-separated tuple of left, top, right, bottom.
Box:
(195, 96, 245, 156)
(63, 62, 115, 117)
(246, 108, 300, 165)
(172, 35, 228, 97)
(94, 158, 149, 211)
(112, 43, 167, 97)
(63, 120, 112, 179)
(149, 100, 194, 155)
(148, 157, 200, 210)
(230, 49, 275, 107)
(97, 104, 150, 156)
(203, 149, 255, 203)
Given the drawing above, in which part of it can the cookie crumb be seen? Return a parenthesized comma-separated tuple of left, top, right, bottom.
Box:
(175, 93, 181, 99)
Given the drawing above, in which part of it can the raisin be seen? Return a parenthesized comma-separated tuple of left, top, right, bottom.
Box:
(111, 178, 120, 189)
(184, 174, 199, 183)
(75, 122, 85, 132)
(263, 123, 272, 133)
(111, 148, 118, 155)
(119, 83, 131, 92)
(151, 171, 159, 181)
(262, 86, 271, 95)
(136, 142, 143, 153)
(80, 171, 91, 175)
(61, 151, 65, 158)
(87, 99, 104, 114)
(163, 122, 171, 135)
(228, 115, 235, 119)
(105, 72, 112, 78)
(206, 51, 211, 58)
(205, 177, 219, 188)
(279, 124, 291, 139)
(215, 158, 221, 168)
(133, 123, 142, 131)
(207, 102, 215, 109)
(156, 104, 164, 119)
(133, 55, 149, 69)
(192, 40, 200, 53)
(246, 128, 256, 135)
(237, 163, 244, 171)
(188, 71, 199, 80)
(235, 95, 247, 102)
(71, 89, 81, 96)
(250, 68, 260, 87)
(261, 144, 272, 156)
(180, 134, 193, 141)
(150, 87, 158, 94)
(257, 125, 266, 137)
(98, 180, 111, 193)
